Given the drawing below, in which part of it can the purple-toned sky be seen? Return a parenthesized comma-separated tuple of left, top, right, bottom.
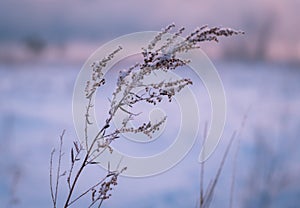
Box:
(0, 0, 299, 63)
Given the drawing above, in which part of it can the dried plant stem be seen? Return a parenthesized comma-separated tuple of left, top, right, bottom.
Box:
(200, 162, 204, 208)
(64, 120, 111, 207)
(68, 172, 108, 206)
(64, 153, 88, 207)
(50, 130, 65, 208)
(203, 131, 236, 208)
(200, 122, 208, 208)
(229, 137, 240, 208)
(67, 143, 82, 190)
(229, 111, 248, 208)
(63, 47, 124, 207)
(50, 150, 55, 207)
(50, 23, 243, 208)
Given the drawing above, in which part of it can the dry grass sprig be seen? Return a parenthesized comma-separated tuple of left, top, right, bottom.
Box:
(198, 111, 248, 208)
(202, 131, 236, 208)
(200, 122, 208, 208)
(50, 23, 243, 207)
(50, 130, 66, 208)
(229, 111, 249, 208)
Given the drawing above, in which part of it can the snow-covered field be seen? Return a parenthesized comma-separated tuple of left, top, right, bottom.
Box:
(0, 61, 300, 207)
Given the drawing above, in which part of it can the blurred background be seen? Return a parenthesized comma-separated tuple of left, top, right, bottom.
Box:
(0, 0, 300, 207)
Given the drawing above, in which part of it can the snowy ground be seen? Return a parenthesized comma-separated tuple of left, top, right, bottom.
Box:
(0, 61, 300, 208)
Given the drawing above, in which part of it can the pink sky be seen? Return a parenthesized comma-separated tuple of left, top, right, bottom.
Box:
(0, 0, 299, 64)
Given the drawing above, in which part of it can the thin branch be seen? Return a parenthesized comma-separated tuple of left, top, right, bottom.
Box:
(85, 97, 93, 150)
(67, 144, 83, 190)
(50, 149, 56, 207)
(229, 110, 249, 208)
(50, 130, 65, 208)
(229, 137, 240, 208)
(68, 176, 108, 206)
(88, 146, 111, 163)
(63, 125, 108, 207)
(200, 122, 208, 208)
(55, 130, 65, 206)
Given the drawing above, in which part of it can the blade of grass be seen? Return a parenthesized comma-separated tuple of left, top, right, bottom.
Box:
(203, 131, 237, 208)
